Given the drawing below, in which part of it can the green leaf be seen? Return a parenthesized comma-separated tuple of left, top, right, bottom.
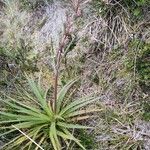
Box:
(0, 111, 19, 118)
(49, 122, 61, 150)
(1, 101, 50, 121)
(56, 78, 79, 113)
(1, 97, 42, 114)
(59, 96, 99, 116)
(25, 74, 53, 117)
(64, 99, 98, 117)
(0, 120, 21, 124)
(0, 112, 50, 123)
(57, 129, 86, 150)
(52, 122, 61, 150)
(59, 96, 93, 115)
(133, 8, 141, 16)
(14, 122, 45, 129)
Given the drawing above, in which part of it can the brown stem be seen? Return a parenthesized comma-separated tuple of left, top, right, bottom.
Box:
(53, 50, 61, 112)
(53, 35, 67, 112)
(53, 0, 82, 113)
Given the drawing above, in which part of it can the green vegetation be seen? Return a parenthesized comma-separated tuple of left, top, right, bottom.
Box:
(20, 0, 53, 10)
(143, 102, 150, 121)
(77, 129, 97, 149)
(0, 0, 149, 149)
(137, 43, 150, 87)
(92, 0, 150, 18)
(0, 76, 98, 150)
(124, 40, 150, 91)
(0, 0, 38, 71)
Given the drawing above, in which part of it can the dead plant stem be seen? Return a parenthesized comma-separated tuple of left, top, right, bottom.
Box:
(53, 0, 81, 113)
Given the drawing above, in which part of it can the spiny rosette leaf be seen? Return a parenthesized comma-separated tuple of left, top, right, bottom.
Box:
(0, 76, 99, 150)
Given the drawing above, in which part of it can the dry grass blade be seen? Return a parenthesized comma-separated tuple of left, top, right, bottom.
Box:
(71, 115, 96, 121)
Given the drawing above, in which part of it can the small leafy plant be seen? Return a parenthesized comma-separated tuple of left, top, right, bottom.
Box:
(0, 1, 98, 149)
(0, 75, 98, 150)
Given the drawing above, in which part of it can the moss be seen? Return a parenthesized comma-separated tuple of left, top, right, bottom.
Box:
(76, 129, 97, 149)
(124, 40, 150, 92)
(136, 43, 150, 88)
(142, 102, 150, 121)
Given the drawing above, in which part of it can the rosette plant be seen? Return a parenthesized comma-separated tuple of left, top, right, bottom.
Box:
(0, 76, 98, 150)
(0, 1, 99, 149)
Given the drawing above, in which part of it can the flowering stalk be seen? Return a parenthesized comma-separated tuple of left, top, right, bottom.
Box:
(53, 0, 82, 112)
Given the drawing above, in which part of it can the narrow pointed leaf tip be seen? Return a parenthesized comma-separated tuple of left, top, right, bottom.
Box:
(57, 77, 80, 113)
